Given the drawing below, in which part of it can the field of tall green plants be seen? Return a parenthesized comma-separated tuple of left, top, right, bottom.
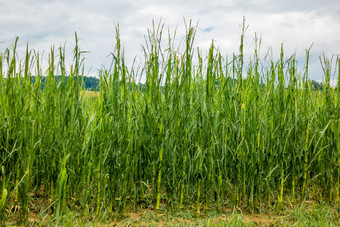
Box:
(1, 21, 340, 224)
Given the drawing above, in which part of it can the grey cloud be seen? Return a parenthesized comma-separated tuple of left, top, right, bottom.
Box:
(233, 0, 339, 14)
(0, 0, 339, 80)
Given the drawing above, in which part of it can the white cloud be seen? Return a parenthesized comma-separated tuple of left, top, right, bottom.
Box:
(0, 0, 339, 80)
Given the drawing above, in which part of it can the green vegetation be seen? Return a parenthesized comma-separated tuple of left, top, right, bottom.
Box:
(29, 75, 100, 91)
(0, 21, 340, 225)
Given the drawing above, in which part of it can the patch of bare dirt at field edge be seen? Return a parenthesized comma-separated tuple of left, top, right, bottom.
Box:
(243, 214, 276, 226)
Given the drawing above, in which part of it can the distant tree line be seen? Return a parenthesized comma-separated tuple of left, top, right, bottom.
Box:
(311, 80, 323, 90)
(214, 78, 325, 91)
(30, 75, 100, 91)
(19, 76, 327, 92)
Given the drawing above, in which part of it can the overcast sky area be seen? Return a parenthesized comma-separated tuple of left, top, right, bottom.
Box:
(0, 0, 339, 81)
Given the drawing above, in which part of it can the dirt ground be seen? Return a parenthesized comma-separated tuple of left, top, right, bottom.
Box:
(4, 191, 339, 226)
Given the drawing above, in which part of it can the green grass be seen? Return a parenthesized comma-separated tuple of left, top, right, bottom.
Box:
(0, 20, 340, 225)
(4, 201, 339, 226)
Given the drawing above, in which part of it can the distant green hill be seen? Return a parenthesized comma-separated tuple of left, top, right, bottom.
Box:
(30, 75, 100, 91)
(27, 76, 325, 92)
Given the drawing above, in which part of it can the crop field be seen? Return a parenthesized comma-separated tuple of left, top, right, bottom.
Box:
(1, 22, 340, 225)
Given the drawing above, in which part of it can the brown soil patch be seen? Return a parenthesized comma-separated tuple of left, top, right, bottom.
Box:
(107, 210, 276, 226)
(243, 214, 276, 226)
(4, 192, 338, 226)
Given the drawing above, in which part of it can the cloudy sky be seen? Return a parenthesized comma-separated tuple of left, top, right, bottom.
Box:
(1, 0, 339, 80)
